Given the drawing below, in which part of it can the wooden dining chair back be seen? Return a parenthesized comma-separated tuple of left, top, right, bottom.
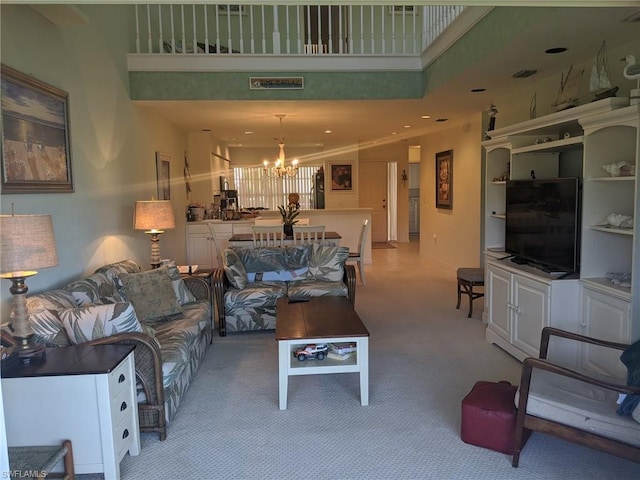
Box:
(292, 225, 326, 245)
(252, 225, 284, 247)
(348, 219, 370, 284)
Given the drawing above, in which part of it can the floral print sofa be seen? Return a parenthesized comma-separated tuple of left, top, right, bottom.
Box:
(212, 244, 356, 335)
(22, 260, 212, 441)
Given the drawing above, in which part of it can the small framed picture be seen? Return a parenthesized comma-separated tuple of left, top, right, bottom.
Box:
(1, 64, 73, 193)
(156, 152, 171, 200)
(435, 150, 453, 209)
(330, 164, 353, 191)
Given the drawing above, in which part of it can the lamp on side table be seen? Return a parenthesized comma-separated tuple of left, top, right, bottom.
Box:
(134, 200, 175, 269)
(0, 212, 58, 362)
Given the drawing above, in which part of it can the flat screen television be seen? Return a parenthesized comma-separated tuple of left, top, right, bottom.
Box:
(505, 177, 581, 274)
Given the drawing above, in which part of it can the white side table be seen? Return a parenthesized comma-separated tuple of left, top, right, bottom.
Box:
(2, 345, 140, 479)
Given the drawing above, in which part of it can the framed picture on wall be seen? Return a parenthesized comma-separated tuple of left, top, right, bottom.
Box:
(156, 152, 171, 200)
(330, 163, 353, 191)
(0, 64, 73, 193)
(435, 150, 453, 209)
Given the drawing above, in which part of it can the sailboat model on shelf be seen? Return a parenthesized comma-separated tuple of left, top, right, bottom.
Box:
(552, 65, 584, 112)
(590, 41, 619, 101)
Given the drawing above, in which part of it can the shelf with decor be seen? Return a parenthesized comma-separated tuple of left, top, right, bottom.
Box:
(481, 98, 637, 362)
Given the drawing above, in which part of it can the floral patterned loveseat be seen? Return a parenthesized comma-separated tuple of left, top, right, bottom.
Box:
(22, 260, 212, 441)
(212, 244, 356, 336)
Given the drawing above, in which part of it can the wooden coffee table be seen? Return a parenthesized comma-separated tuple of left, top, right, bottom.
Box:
(275, 296, 370, 410)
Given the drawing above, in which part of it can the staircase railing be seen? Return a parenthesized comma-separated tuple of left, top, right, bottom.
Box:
(131, 3, 465, 56)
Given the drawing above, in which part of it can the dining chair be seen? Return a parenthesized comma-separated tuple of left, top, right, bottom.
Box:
(292, 225, 326, 245)
(252, 225, 284, 247)
(348, 219, 370, 285)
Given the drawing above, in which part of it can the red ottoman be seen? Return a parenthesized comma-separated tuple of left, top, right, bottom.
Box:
(461, 380, 518, 454)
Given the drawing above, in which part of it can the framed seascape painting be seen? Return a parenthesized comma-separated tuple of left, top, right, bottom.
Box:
(1, 64, 73, 193)
(156, 152, 171, 200)
(330, 164, 353, 191)
(436, 150, 453, 209)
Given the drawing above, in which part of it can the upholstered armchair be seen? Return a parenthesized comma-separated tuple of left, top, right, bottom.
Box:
(513, 327, 640, 467)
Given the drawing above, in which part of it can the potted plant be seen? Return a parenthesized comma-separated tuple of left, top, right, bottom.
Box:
(278, 204, 300, 237)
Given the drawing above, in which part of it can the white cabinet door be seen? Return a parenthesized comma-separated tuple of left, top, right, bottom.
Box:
(487, 264, 511, 341)
(512, 275, 549, 358)
(580, 286, 630, 379)
(186, 229, 215, 270)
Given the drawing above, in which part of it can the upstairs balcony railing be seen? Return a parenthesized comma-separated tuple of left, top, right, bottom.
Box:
(132, 3, 465, 57)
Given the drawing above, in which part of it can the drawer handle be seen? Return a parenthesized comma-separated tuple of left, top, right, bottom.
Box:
(122, 429, 129, 439)
(118, 374, 125, 383)
(120, 401, 127, 412)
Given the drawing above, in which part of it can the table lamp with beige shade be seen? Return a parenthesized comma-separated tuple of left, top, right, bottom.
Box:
(1, 212, 58, 362)
(134, 200, 175, 269)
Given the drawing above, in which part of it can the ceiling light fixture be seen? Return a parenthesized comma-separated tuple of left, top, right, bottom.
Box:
(263, 114, 298, 178)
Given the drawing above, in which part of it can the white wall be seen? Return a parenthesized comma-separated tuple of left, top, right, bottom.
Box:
(0, 4, 189, 315)
(419, 115, 484, 270)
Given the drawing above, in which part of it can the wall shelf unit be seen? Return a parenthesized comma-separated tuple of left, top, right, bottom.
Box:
(482, 98, 639, 363)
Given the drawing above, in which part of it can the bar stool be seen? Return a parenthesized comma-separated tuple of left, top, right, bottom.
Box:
(456, 268, 484, 318)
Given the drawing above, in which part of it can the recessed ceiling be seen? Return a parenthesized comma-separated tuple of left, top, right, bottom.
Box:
(135, 7, 640, 149)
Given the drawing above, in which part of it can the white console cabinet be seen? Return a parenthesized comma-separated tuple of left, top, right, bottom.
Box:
(579, 285, 630, 379)
(482, 99, 640, 363)
(485, 257, 579, 362)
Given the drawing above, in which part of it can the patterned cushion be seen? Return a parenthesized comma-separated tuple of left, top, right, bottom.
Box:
(287, 279, 348, 300)
(120, 268, 183, 322)
(60, 302, 143, 344)
(307, 244, 349, 282)
(94, 260, 142, 292)
(65, 272, 126, 306)
(26, 289, 76, 347)
(224, 281, 287, 309)
(223, 249, 248, 289)
(162, 265, 197, 305)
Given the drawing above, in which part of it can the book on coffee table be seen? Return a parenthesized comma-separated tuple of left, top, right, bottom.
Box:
(327, 350, 355, 361)
(329, 342, 357, 355)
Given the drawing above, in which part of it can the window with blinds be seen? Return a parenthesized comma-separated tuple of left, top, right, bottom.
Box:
(233, 166, 318, 211)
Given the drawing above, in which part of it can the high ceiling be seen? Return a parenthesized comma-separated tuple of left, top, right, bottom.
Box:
(135, 6, 640, 149)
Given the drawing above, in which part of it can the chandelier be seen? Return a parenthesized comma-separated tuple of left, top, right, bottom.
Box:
(263, 114, 299, 178)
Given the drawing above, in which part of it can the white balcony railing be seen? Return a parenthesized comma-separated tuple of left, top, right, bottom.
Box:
(132, 4, 465, 57)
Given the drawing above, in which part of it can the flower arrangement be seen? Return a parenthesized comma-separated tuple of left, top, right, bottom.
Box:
(278, 204, 300, 225)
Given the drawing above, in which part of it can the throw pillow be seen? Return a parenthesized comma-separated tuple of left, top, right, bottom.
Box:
(162, 265, 197, 305)
(119, 268, 183, 322)
(223, 248, 248, 289)
(617, 339, 640, 415)
(65, 272, 126, 306)
(60, 302, 142, 344)
(307, 244, 349, 282)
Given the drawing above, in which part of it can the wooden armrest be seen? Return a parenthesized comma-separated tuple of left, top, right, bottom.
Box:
(85, 332, 164, 406)
(540, 326, 630, 359)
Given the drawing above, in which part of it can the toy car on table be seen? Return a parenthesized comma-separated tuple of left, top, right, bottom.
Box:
(294, 344, 329, 361)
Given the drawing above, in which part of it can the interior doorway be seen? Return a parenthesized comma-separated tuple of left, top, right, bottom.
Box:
(359, 161, 397, 243)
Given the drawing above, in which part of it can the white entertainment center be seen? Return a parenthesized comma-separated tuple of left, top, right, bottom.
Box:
(482, 98, 640, 378)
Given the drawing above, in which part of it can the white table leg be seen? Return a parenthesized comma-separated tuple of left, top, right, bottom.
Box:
(359, 337, 369, 406)
(278, 340, 289, 410)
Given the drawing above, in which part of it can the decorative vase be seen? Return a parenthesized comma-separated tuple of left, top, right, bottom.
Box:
(283, 224, 293, 237)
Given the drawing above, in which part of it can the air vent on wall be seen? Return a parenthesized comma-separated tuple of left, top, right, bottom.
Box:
(512, 69, 538, 79)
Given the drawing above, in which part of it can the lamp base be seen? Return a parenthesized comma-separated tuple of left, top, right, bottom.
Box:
(14, 336, 46, 363)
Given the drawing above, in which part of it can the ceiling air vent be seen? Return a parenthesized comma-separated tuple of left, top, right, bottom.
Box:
(512, 69, 538, 79)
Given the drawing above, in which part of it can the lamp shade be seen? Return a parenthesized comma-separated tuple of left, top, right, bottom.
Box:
(134, 200, 176, 232)
(0, 214, 58, 274)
